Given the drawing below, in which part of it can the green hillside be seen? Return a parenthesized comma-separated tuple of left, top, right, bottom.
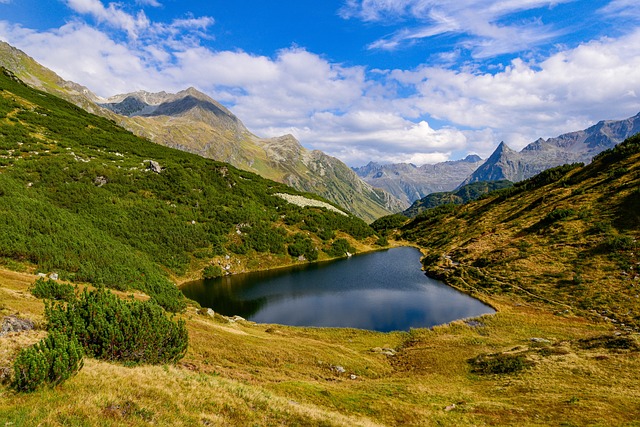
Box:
(0, 68, 377, 311)
(402, 136, 640, 328)
(403, 180, 513, 218)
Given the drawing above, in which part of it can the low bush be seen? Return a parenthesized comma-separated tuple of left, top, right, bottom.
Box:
(203, 265, 224, 279)
(325, 238, 355, 257)
(12, 332, 83, 392)
(46, 287, 188, 365)
(468, 352, 532, 375)
(29, 278, 75, 301)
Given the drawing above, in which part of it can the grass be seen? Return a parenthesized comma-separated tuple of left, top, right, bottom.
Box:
(2, 268, 639, 426)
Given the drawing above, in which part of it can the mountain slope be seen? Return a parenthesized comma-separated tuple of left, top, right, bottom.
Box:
(0, 41, 402, 222)
(353, 155, 484, 207)
(0, 67, 379, 310)
(402, 135, 640, 327)
(463, 113, 640, 185)
(402, 179, 513, 218)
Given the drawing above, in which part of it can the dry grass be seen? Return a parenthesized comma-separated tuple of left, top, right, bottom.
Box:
(2, 267, 639, 426)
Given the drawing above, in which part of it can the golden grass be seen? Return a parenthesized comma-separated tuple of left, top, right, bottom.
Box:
(2, 267, 639, 426)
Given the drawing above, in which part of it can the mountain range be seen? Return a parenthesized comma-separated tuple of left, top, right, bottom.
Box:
(461, 112, 640, 185)
(353, 155, 484, 207)
(0, 41, 402, 222)
(355, 112, 640, 207)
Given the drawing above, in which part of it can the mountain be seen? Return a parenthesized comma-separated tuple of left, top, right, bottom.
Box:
(0, 41, 402, 222)
(462, 113, 640, 185)
(402, 179, 513, 218)
(353, 154, 484, 208)
(0, 66, 380, 311)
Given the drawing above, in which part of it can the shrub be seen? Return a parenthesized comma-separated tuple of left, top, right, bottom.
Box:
(12, 332, 84, 392)
(29, 278, 75, 301)
(325, 238, 355, 257)
(46, 287, 188, 365)
(203, 265, 223, 279)
(468, 352, 532, 374)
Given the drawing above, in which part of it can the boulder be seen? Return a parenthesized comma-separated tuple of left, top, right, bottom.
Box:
(147, 160, 163, 173)
(0, 315, 34, 337)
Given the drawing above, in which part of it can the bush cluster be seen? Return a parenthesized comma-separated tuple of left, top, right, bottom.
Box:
(45, 287, 188, 365)
(11, 332, 83, 392)
(29, 278, 75, 301)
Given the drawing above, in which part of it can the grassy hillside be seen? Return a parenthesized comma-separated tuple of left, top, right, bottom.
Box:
(0, 67, 378, 310)
(403, 180, 514, 218)
(402, 136, 640, 328)
(0, 41, 402, 223)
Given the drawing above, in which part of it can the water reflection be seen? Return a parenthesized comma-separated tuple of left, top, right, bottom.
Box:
(181, 247, 494, 332)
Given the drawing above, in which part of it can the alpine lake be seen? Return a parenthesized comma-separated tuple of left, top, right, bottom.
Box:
(181, 246, 495, 332)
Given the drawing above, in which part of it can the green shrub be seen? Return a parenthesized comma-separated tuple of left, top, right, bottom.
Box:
(46, 287, 188, 365)
(203, 265, 223, 279)
(12, 332, 84, 392)
(468, 352, 532, 374)
(29, 278, 75, 301)
(287, 233, 318, 261)
(325, 238, 355, 257)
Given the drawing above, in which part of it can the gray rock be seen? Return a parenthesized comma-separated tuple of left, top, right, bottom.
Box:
(333, 365, 346, 374)
(0, 315, 34, 337)
(49, 272, 58, 280)
(530, 337, 551, 343)
(147, 160, 163, 173)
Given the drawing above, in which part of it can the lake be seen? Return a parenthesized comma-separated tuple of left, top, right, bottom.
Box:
(181, 246, 495, 332)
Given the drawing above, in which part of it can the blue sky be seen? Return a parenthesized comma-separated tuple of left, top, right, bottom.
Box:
(1, 0, 639, 166)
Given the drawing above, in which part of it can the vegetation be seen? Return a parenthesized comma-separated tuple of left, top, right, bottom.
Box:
(29, 278, 75, 302)
(0, 67, 377, 310)
(45, 287, 188, 365)
(1, 63, 640, 426)
(403, 180, 513, 217)
(402, 134, 640, 328)
(11, 331, 83, 392)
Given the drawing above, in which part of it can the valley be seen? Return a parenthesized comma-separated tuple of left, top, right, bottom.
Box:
(0, 40, 639, 427)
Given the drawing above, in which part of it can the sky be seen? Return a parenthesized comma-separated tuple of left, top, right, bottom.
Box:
(1, 1, 639, 167)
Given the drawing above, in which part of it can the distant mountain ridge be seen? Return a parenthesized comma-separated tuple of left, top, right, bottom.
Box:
(0, 40, 403, 222)
(353, 155, 484, 208)
(462, 112, 640, 185)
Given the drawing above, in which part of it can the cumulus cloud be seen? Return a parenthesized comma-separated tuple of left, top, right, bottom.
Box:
(1, 0, 639, 167)
(341, 0, 571, 57)
(394, 29, 640, 149)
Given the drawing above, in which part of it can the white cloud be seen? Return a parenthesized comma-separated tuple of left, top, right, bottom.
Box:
(394, 30, 640, 149)
(1, 1, 639, 167)
(341, 0, 572, 57)
(65, 0, 150, 38)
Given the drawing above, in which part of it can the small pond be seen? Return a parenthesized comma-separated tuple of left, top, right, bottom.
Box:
(181, 246, 494, 332)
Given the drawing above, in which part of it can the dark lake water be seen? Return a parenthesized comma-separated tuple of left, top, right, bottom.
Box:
(181, 246, 494, 332)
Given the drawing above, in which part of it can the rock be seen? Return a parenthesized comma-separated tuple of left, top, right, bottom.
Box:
(0, 366, 11, 384)
(0, 315, 34, 337)
(147, 160, 163, 173)
(49, 272, 58, 280)
(333, 365, 346, 374)
(350, 374, 357, 380)
(530, 337, 551, 343)
(206, 308, 215, 317)
(445, 404, 456, 411)
(230, 315, 245, 323)
(372, 347, 397, 356)
(94, 176, 108, 186)
(36, 273, 46, 278)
